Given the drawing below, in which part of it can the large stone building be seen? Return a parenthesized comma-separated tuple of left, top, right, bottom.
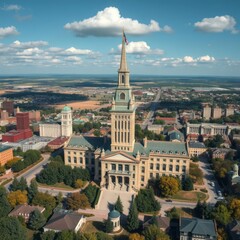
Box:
(39, 106, 72, 138)
(64, 33, 190, 191)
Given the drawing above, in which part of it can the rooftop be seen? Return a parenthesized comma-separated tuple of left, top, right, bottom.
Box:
(188, 141, 206, 149)
(0, 144, 12, 152)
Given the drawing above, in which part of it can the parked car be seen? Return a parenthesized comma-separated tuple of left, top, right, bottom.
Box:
(217, 190, 222, 197)
(210, 182, 215, 187)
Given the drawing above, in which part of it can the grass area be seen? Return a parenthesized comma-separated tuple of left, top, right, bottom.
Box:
(165, 207, 194, 218)
(37, 182, 75, 190)
(26, 229, 35, 240)
(171, 191, 207, 202)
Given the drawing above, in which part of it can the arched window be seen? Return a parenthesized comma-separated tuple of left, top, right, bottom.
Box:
(120, 92, 125, 100)
(122, 75, 125, 84)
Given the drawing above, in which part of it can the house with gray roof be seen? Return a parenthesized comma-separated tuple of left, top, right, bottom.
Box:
(179, 217, 217, 240)
(43, 211, 86, 233)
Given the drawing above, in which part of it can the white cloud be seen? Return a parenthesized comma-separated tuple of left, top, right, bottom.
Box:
(11, 40, 48, 48)
(194, 15, 238, 33)
(0, 26, 19, 39)
(197, 55, 215, 62)
(183, 56, 196, 63)
(2, 4, 22, 11)
(16, 48, 43, 56)
(64, 6, 172, 37)
(65, 47, 93, 55)
(117, 41, 164, 55)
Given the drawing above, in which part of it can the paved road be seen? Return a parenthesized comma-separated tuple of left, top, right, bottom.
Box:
(5, 153, 50, 190)
(198, 157, 218, 204)
(141, 88, 161, 130)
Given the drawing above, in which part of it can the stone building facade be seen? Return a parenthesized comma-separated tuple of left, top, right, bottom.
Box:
(64, 33, 190, 191)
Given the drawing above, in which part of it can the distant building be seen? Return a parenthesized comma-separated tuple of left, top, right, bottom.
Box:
(148, 125, 164, 134)
(9, 204, 45, 222)
(47, 136, 69, 150)
(202, 104, 211, 120)
(211, 148, 236, 160)
(143, 216, 170, 233)
(179, 217, 217, 240)
(0, 145, 13, 166)
(43, 211, 86, 233)
(228, 164, 240, 186)
(108, 210, 121, 232)
(186, 122, 240, 136)
(2, 101, 14, 116)
(226, 105, 234, 117)
(168, 129, 184, 142)
(2, 112, 32, 142)
(29, 110, 41, 122)
(212, 106, 222, 119)
(1, 110, 9, 120)
(40, 106, 72, 138)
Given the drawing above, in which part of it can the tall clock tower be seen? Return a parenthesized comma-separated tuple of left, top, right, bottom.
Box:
(110, 32, 136, 152)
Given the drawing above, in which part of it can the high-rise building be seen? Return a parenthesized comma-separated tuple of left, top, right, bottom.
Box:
(17, 112, 30, 130)
(110, 35, 135, 152)
(64, 33, 190, 191)
(2, 101, 14, 116)
(29, 110, 41, 122)
(1, 110, 9, 120)
(202, 104, 211, 120)
(225, 105, 234, 117)
(212, 106, 222, 119)
(61, 106, 72, 137)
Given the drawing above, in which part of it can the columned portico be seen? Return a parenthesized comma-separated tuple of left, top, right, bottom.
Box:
(107, 171, 131, 192)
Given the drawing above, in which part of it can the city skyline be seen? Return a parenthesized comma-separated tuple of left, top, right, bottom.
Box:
(0, 0, 240, 76)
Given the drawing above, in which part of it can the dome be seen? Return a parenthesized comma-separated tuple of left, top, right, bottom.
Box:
(62, 105, 71, 112)
(108, 210, 120, 219)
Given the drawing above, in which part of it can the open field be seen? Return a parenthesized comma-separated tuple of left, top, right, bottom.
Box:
(53, 100, 111, 110)
(171, 191, 207, 202)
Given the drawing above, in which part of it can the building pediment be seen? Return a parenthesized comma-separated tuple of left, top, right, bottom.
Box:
(102, 151, 137, 163)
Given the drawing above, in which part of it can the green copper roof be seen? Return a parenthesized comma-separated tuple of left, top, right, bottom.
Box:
(62, 106, 71, 112)
(109, 210, 120, 218)
(67, 135, 111, 151)
(180, 218, 217, 237)
(133, 141, 188, 157)
(0, 145, 12, 153)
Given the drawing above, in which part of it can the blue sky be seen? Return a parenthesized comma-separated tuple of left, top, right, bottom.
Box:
(0, 0, 240, 76)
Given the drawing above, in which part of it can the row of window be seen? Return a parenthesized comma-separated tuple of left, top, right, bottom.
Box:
(109, 164, 130, 172)
(115, 120, 130, 130)
(149, 158, 187, 164)
(114, 115, 130, 120)
(67, 151, 94, 157)
(114, 131, 130, 143)
(143, 164, 186, 172)
(67, 157, 95, 165)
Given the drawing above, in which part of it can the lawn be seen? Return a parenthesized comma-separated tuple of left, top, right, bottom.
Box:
(81, 221, 105, 233)
(37, 182, 75, 190)
(171, 191, 207, 202)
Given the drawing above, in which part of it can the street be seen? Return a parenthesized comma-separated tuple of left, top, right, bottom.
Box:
(141, 88, 161, 130)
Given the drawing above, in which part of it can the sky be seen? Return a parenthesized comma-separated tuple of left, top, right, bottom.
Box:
(0, 0, 240, 76)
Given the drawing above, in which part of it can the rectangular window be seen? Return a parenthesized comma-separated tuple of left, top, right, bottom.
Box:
(80, 157, 83, 164)
(133, 174, 135, 179)
(125, 165, 129, 171)
(163, 164, 166, 171)
(141, 167, 145, 173)
(150, 173, 153, 178)
(133, 166, 135, 171)
(150, 163, 153, 170)
(74, 157, 77, 163)
(118, 164, 123, 171)
(112, 164, 116, 171)
(68, 156, 71, 163)
(163, 159, 166, 162)
(170, 159, 173, 162)
(141, 176, 144, 182)
(105, 163, 108, 169)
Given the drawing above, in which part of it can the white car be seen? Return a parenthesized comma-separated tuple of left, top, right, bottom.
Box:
(210, 182, 215, 187)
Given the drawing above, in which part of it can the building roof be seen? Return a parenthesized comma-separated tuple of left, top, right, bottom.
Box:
(133, 140, 188, 157)
(188, 141, 206, 149)
(48, 137, 69, 146)
(44, 211, 84, 231)
(180, 218, 217, 237)
(62, 106, 71, 112)
(9, 204, 45, 217)
(0, 144, 12, 152)
(66, 135, 111, 151)
(169, 131, 184, 141)
(109, 210, 120, 219)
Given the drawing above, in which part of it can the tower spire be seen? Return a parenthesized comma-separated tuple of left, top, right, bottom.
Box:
(119, 30, 128, 72)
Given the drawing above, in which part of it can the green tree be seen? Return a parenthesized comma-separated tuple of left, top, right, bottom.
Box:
(114, 196, 123, 214)
(7, 190, 28, 208)
(40, 231, 56, 240)
(0, 164, 6, 175)
(183, 177, 194, 191)
(0, 186, 12, 217)
(0, 216, 26, 240)
(213, 204, 231, 225)
(10, 177, 20, 191)
(19, 177, 28, 191)
(28, 179, 38, 203)
(143, 224, 170, 240)
(127, 199, 139, 232)
(135, 188, 160, 213)
(159, 176, 180, 197)
(28, 209, 46, 230)
(166, 207, 180, 219)
(55, 230, 76, 240)
(105, 218, 113, 233)
(128, 233, 145, 240)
